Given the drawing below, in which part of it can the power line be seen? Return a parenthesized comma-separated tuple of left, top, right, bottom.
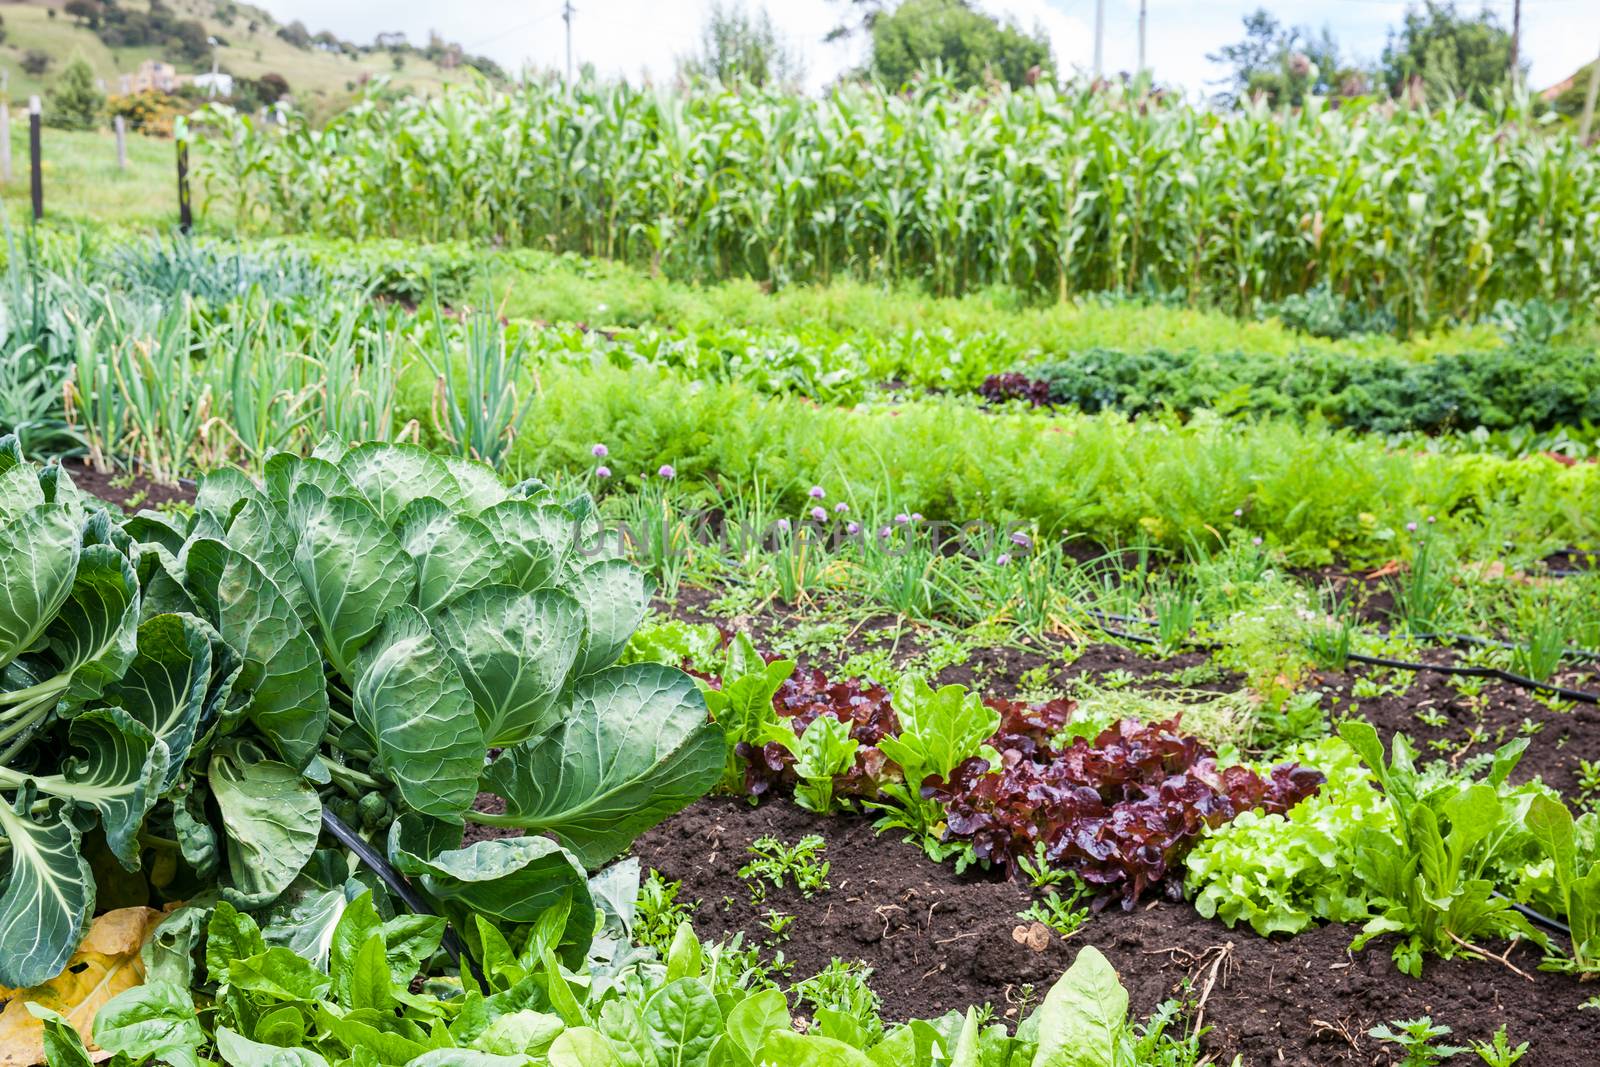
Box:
(461, 11, 560, 53)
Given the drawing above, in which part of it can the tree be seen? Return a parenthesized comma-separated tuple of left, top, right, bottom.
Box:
(825, 0, 890, 43)
(869, 0, 1050, 91)
(1379, 1, 1522, 108)
(46, 55, 104, 131)
(21, 49, 51, 77)
(1208, 9, 1353, 107)
(256, 71, 289, 104)
(63, 0, 103, 29)
(278, 20, 312, 49)
(678, 2, 804, 89)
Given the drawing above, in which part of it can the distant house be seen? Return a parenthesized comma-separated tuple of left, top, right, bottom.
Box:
(192, 71, 234, 97)
(128, 60, 184, 93)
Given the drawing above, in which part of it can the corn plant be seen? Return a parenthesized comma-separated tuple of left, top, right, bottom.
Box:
(195, 80, 1600, 332)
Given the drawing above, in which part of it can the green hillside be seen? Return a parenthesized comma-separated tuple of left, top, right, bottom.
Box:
(0, 0, 475, 109)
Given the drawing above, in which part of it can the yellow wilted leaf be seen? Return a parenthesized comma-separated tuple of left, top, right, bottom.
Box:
(0, 907, 165, 1066)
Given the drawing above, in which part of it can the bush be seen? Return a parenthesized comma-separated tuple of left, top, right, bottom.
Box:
(45, 55, 103, 131)
(107, 89, 187, 136)
(20, 49, 51, 76)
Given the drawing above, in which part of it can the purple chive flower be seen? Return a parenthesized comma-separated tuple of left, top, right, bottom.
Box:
(1406, 521, 1418, 532)
(1233, 508, 1243, 518)
(810, 506, 827, 522)
(1251, 536, 1263, 546)
(595, 465, 611, 479)
(895, 513, 910, 525)
(1010, 532, 1032, 549)
(911, 512, 923, 523)
(879, 526, 892, 539)
(834, 502, 849, 514)
(592, 443, 609, 458)
(996, 553, 1012, 566)
(846, 521, 860, 535)
(809, 486, 826, 500)
(1427, 516, 1436, 524)
(777, 518, 791, 532)
(658, 465, 675, 480)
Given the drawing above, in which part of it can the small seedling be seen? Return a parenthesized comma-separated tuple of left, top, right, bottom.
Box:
(1577, 759, 1600, 811)
(760, 909, 796, 941)
(739, 834, 830, 899)
(1367, 1017, 1468, 1066)
(793, 958, 882, 1038)
(1018, 887, 1090, 939)
(1102, 669, 1138, 690)
(1470, 1025, 1527, 1066)
(635, 870, 696, 956)
(1016, 841, 1072, 890)
(1414, 709, 1449, 729)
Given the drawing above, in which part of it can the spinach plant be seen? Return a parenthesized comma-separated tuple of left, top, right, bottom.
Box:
(1339, 722, 1543, 976)
(1526, 793, 1600, 976)
(872, 677, 999, 857)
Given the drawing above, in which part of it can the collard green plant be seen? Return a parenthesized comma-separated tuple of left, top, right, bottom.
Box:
(0, 436, 219, 987)
(0, 437, 722, 988)
(169, 441, 725, 865)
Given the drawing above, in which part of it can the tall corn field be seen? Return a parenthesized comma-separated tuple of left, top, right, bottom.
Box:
(195, 79, 1600, 330)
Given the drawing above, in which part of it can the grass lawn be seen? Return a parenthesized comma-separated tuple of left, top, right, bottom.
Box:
(0, 120, 231, 230)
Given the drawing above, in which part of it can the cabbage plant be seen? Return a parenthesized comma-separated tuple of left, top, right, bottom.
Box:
(0, 436, 722, 988)
(0, 437, 232, 986)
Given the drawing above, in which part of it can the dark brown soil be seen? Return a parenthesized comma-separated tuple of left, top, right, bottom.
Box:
(1317, 664, 1600, 798)
(64, 458, 196, 512)
(633, 795, 1600, 1067)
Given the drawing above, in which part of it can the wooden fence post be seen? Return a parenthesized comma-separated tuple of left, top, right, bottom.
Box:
(28, 96, 41, 222)
(114, 114, 127, 170)
(177, 137, 192, 233)
(0, 101, 11, 184)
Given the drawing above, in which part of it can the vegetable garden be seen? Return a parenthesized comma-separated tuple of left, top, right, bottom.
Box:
(0, 75, 1599, 1067)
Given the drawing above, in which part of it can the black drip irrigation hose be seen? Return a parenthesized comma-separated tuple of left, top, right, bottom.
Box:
(1413, 629, 1600, 665)
(1082, 610, 1600, 705)
(320, 808, 487, 990)
(1499, 894, 1572, 939)
(1340, 650, 1600, 705)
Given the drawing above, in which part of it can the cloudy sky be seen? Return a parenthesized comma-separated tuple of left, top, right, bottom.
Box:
(265, 0, 1600, 97)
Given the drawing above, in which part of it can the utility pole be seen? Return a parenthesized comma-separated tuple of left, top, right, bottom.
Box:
(1581, 41, 1600, 145)
(1093, 0, 1105, 80)
(1137, 0, 1147, 74)
(1509, 0, 1521, 91)
(562, 0, 574, 83)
